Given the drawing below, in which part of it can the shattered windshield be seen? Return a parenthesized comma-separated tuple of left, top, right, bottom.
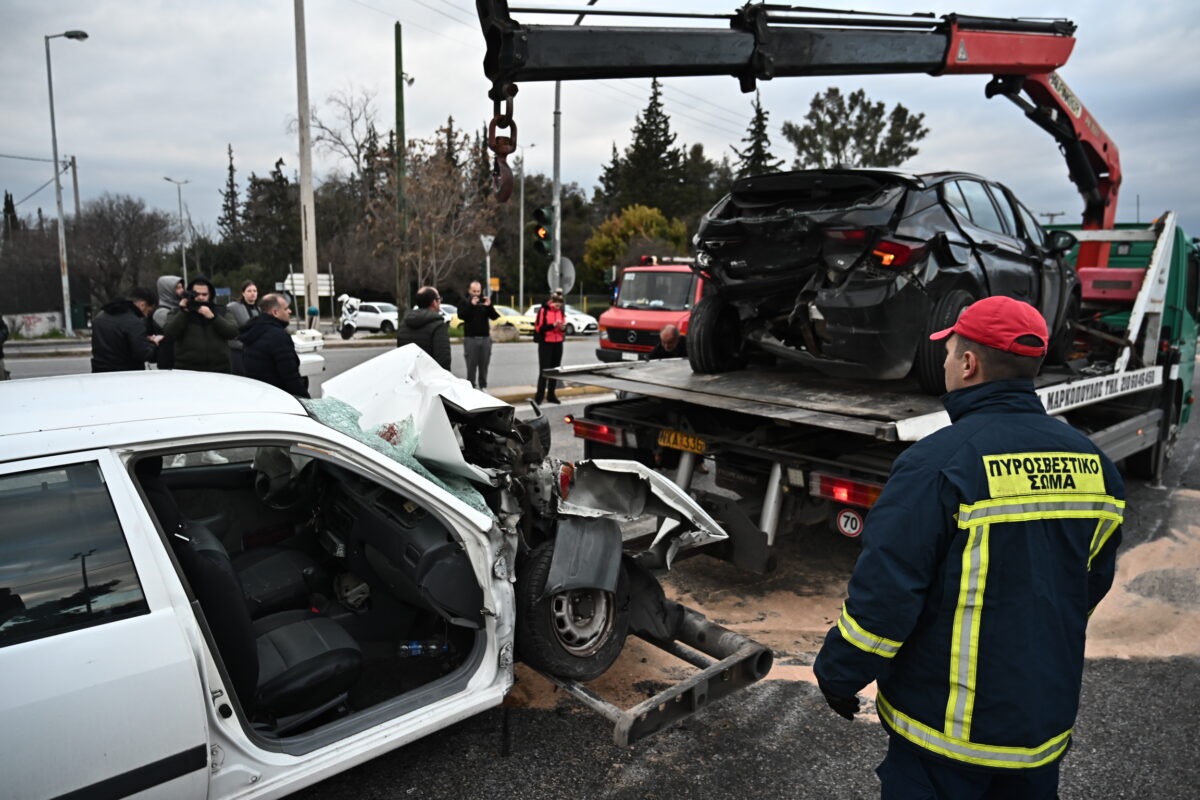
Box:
(617, 271, 696, 312)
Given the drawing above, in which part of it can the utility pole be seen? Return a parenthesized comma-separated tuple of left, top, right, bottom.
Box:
(45, 30, 88, 335)
(550, 0, 599, 292)
(163, 177, 189, 285)
(69, 156, 81, 220)
(293, 0, 320, 329)
(395, 24, 413, 311)
(1039, 211, 1066, 225)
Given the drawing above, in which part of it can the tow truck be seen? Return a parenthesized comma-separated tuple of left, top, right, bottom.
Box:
(472, 2, 1198, 571)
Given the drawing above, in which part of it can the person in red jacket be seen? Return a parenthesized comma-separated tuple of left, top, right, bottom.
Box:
(534, 291, 566, 404)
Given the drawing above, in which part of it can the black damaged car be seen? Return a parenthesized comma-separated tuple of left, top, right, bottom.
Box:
(690, 169, 1080, 394)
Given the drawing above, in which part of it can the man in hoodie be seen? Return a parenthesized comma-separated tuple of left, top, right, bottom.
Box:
(152, 275, 184, 369)
(163, 276, 238, 373)
(90, 287, 161, 372)
(396, 286, 451, 370)
(239, 293, 309, 397)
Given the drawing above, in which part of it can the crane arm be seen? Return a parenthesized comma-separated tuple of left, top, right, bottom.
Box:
(476, 1, 1120, 263)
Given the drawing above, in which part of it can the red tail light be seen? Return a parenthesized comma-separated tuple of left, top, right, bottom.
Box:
(871, 240, 926, 268)
(569, 417, 621, 446)
(558, 462, 575, 500)
(809, 472, 884, 508)
(825, 228, 868, 241)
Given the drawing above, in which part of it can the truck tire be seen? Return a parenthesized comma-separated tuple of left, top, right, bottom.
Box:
(916, 288, 978, 395)
(515, 540, 630, 682)
(689, 295, 746, 374)
(1046, 292, 1080, 365)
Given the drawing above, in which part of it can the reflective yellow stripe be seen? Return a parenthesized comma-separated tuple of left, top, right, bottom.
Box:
(878, 691, 1072, 769)
(1088, 518, 1120, 570)
(958, 493, 1124, 528)
(836, 605, 903, 658)
(945, 524, 990, 740)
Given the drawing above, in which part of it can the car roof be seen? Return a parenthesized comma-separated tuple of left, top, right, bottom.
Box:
(731, 168, 990, 194)
(0, 371, 307, 438)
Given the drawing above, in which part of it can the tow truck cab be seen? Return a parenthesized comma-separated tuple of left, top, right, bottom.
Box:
(596, 259, 703, 362)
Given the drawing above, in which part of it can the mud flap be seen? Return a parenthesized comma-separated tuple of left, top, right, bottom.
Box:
(533, 559, 773, 746)
(687, 490, 773, 574)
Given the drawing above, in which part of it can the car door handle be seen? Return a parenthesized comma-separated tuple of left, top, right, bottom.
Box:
(976, 241, 1000, 254)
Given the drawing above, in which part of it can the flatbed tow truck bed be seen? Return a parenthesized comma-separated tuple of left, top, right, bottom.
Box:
(551, 358, 1163, 445)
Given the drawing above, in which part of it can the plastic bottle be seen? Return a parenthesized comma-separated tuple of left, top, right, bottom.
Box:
(397, 639, 450, 658)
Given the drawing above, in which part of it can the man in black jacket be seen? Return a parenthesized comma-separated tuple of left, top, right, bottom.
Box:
(91, 287, 161, 373)
(396, 286, 451, 370)
(239, 293, 309, 397)
(459, 280, 499, 389)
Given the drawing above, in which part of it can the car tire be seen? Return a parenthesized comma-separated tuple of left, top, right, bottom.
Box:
(688, 295, 747, 374)
(1045, 292, 1080, 365)
(380, 320, 395, 334)
(515, 540, 630, 682)
(916, 288, 978, 395)
(565, 323, 576, 336)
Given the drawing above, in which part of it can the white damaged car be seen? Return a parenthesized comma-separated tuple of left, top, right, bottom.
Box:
(0, 347, 769, 799)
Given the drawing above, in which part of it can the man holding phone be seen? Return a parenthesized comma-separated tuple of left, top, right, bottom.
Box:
(460, 280, 500, 390)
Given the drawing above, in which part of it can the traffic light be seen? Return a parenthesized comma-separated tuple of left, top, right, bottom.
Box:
(533, 206, 553, 256)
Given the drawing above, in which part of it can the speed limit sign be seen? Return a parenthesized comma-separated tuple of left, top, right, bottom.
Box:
(836, 508, 864, 538)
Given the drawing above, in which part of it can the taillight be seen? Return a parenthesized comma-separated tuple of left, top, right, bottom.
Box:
(567, 416, 622, 446)
(558, 462, 575, 500)
(825, 228, 868, 241)
(871, 240, 926, 269)
(809, 472, 884, 508)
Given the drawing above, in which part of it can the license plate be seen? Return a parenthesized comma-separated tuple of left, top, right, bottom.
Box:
(620, 351, 640, 361)
(658, 429, 706, 454)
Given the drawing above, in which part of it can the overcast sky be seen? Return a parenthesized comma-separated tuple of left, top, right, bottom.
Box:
(3, 0, 1198, 242)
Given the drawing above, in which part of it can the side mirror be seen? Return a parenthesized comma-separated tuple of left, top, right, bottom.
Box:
(1045, 229, 1078, 254)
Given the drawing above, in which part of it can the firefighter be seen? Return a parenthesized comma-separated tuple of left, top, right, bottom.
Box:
(814, 296, 1124, 799)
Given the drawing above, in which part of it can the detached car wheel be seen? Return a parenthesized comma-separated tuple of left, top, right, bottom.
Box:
(916, 288, 977, 395)
(515, 540, 630, 681)
(688, 295, 747, 374)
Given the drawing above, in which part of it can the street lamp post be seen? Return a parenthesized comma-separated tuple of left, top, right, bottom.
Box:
(164, 177, 190, 285)
(44, 29, 87, 336)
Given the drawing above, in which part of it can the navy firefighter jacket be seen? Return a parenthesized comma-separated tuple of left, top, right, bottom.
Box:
(813, 378, 1124, 771)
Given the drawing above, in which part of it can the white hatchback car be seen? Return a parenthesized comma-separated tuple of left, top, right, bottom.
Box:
(0, 350, 768, 799)
(522, 304, 599, 335)
(354, 301, 400, 333)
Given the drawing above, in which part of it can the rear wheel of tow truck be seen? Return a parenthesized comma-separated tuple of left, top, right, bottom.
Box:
(688, 294, 747, 374)
(916, 288, 978, 395)
(515, 540, 630, 681)
(1046, 292, 1081, 365)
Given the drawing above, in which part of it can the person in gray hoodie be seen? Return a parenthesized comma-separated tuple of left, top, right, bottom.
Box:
(151, 275, 184, 369)
(396, 286, 451, 369)
(226, 280, 260, 375)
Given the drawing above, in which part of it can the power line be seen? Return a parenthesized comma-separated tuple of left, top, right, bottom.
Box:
(15, 163, 70, 207)
(593, 80, 745, 139)
(342, 0, 480, 50)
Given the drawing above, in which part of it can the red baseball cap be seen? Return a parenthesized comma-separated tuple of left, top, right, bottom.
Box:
(929, 296, 1048, 357)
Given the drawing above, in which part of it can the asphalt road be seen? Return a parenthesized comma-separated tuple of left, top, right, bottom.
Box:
(3, 337, 605, 396)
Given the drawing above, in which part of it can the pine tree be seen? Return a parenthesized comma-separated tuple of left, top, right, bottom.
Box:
(595, 143, 623, 218)
(2, 191, 20, 241)
(732, 92, 784, 177)
(781, 87, 929, 169)
(618, 79, 686, 218)
(217, 144, 241, 245)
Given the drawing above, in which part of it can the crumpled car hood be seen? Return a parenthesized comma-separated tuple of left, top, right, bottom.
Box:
(320, 345, 511, 484)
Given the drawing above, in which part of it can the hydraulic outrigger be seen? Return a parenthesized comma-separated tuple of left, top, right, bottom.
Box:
(475, 1, 1120, 266)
